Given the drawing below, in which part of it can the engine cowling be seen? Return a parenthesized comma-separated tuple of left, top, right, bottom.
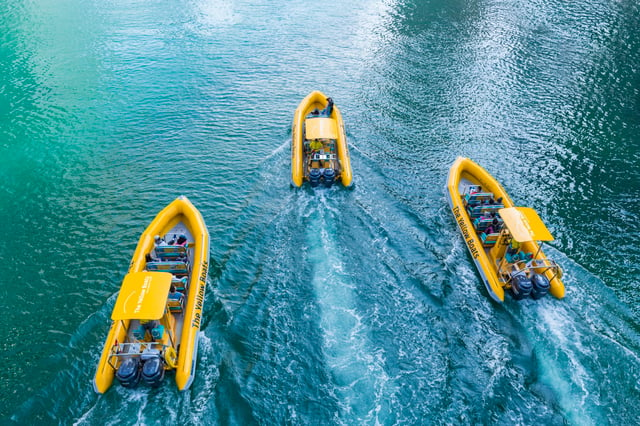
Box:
(530, 273, 550, 299)
(511, 273, 532, 300)
(116, 357, 141, 388)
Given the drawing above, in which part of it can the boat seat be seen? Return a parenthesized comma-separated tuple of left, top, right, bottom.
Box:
(167, 299, 183, 314)
(474, 217, 504, 232)
(464, 192, 494, 207)
(151, 325, 165, 341)
(132, 326, 146, 341)
(468, 204, 504, 219)
(480, 232, 500, 247)
(172, 276, 188, 292)
(155, 245, 188, 260)
(146, 261, 189, 275)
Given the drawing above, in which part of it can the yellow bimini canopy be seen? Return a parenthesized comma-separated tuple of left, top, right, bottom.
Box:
(305, 117, 338, 140)
(499, 207, 554, 243)
(111, 272, 172, 320)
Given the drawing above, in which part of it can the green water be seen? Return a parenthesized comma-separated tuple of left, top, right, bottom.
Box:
(1, 0, 639, 424)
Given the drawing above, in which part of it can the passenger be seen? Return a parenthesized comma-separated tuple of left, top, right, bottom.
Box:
(168, 285, 184, 303)
(309, 139, 323, 151)
(470, 186, 481, 194)
(153, 235, 166, 259)
(485, 218, 500, 235)
(322, 97, 334, 117)
(140, 319, 160, 339)
(506, 239, 521, 260)
(308, 108, 320, 117)
(176, 234, 187, 246)
(479, 211, 494, 221)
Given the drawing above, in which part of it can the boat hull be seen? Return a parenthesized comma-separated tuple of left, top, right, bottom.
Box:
(291, 90, 353, 188)
(93, 196, 210, 393)
(446, 157, 565, 302)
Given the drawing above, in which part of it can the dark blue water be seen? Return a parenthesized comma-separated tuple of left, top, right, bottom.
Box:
(2, 0, 639, 424)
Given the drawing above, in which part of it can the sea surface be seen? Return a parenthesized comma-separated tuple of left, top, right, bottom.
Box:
(1, 0, 639, 424)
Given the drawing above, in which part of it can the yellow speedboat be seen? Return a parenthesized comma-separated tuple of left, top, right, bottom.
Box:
(93, 196, 210, 393)
(446, 157, 565, 303)
(291, 91, 353, 188)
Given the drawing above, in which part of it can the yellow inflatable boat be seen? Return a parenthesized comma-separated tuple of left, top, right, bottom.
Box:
(93, 196, 210, 393)
(446, 157, 565, 303)
(291, 91, 353, 188)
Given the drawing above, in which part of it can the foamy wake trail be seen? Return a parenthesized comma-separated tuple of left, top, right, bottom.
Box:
(304, 192, 396, 424)
(522, 247, 640, 426)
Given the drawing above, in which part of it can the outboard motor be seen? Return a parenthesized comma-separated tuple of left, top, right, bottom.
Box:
(308, 168, 321, 187)
(116, 357, 141, 388)
(530, 273, 550, 299)
(323, 168, 336, 188)
(142, 356, 165, 387)
(511, 273, 532, 300)
(141, 349, 165, 387)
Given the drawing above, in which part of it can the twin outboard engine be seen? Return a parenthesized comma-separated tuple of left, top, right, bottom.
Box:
(309, 168, 322, 187)
(116, 350, 166, 388)
(308, 168, 336, 188)
(510, 273, 533, 300)
(141, 349, 165, 387)
(116, 357, 141, 388)
(530, 273, 550, 299)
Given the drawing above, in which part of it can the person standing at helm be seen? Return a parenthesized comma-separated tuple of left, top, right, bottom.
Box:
(309, 139, 323, 151)
(507, 239, 520, 256)
(322, 97, 334, 117)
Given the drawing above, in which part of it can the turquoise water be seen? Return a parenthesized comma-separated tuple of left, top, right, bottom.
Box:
(2, 0, 639, 424)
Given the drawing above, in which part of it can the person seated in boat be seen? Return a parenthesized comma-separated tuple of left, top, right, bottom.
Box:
(470, 186, 482, 194)
(153, 235, 167, 259)
(176, 234, 188, 246)
(140, 319, 160, 340)
(168, 284, 184, 303)
(485, 218, 500, 235)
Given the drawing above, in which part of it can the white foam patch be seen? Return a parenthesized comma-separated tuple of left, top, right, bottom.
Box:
(193, 0, 238, 27)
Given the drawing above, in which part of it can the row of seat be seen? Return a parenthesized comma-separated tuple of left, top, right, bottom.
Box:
(463, 185, 504, 248)
(463, 186, 504, 219)
(146, 260, 189, 275)
(154, 245, 188, 260)
(148, 245, 190, 315)
(132, 324, 164, 341)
